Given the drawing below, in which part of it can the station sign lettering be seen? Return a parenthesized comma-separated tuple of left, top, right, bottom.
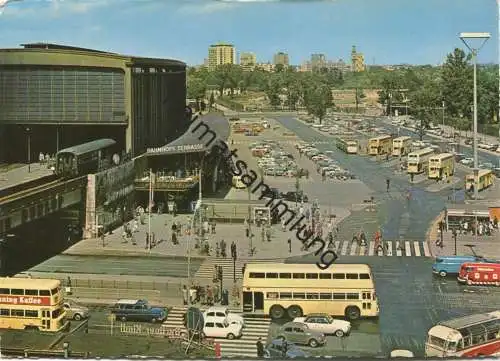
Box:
(0, 296, 51, 306)
(148, 144, 204, 154)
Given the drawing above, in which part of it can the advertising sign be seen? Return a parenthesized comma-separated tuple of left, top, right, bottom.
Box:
(0, 295, 51, 306)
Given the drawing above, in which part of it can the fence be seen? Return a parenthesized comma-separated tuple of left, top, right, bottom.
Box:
(0, 348, 88, 358)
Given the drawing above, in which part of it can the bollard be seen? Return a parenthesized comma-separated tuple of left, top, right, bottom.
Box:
(63, 341, 70, 359)
(214, 342, 221, 358)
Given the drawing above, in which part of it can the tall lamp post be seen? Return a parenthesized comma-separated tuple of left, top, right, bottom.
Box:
(26, 127, 31, 173)
(459, 32, 491, 200)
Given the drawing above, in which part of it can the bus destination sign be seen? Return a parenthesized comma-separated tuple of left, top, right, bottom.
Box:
(0, 296, 51, 306)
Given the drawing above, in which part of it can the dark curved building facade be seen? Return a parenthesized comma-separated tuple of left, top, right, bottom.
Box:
(0, 43, 187, 161)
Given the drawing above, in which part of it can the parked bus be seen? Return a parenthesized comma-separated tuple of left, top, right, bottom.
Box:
(425, 310, 500, 357)
(407, 147, 435, 174)
(465, 169, 494, 192)
(241, 263, 379, 321)
(368, 135, 392, 156)
(336, 138, 358, 154)
(232, 176, 246, 189)
(0, 277, 67, 332)
(392, 136, 412, 157)
(428, 153, 455, 180)
(457, 262, 500, 286)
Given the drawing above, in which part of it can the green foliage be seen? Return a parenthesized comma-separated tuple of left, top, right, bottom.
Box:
(187, 77, 207, 102)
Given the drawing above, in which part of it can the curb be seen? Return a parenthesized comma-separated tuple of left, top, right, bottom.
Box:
(62, 251, 206, 260)
(425, 211, 445, 258)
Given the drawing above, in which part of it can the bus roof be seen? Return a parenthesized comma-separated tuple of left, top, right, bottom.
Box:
(408, 147, 434, 157)
(369, 134, 392, 141)
(460, 262, 500, 270)
(393, 136, 411, 141)
(428, 325, 463, 342)
(439, 311, 500, 330)
(244, 263, 371, 272)
(430, 153, 454, 160)
(2, 277, 61, 289)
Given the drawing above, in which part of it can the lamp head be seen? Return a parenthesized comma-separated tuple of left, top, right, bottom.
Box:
(459, 32, 491, 40)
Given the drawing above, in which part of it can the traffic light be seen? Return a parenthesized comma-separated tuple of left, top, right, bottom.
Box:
(218, 266, 223, 281)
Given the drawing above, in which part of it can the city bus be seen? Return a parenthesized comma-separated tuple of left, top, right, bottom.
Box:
(336, 138, 358, 154)
(241, 263, 379, 321)
(392, 136, 412, 157)
(0, 277, 67, 332)
(368, 135, 392, 156)
(407, 147, 435, 174)
(425, 310, 500, 357)
(428, 153, 455, 180)
(465, 169, 494, 192)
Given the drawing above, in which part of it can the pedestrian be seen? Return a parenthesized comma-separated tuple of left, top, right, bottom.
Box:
(206, 285, 213, 306)
(211, 221, 216, 234)
(287, 238, 292, 253)
(232, 282, 240, 306)
(213, 265, 219, 283)
(220, 239, 227, 258)
(213, 282, 220, 304)
(256, 337, 264, 358)
(145, 232, 149, 249)
(182, 285, 188, 305)
(386, 178, 390, 192)
(216, 241, 220, 258)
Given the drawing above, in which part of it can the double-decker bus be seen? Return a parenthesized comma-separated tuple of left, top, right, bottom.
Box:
(392, 136, 412, 157)
(465, 169, 494, 192)
(241, 263, 379, 321)
(368, 135, 392, 156)
(425, 310, 500, 357)
(336, 138, 358, 154)
(407, 147, 435, 174)
(428, 153, 455, 180)
(0, 277, 67, 331)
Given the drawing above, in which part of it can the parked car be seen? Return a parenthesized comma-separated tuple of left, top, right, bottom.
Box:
(111, 299, 166, 323)
(264, 339, 310, 359)
(276, 322, 326, 348)
(293, 314, 351, 337)
(63, 301, 90, 321)
(203, 317, 242, 339)
(281, 191, 308, 203)
(203, 306, 245, 327)
(460, 158, 474, 166)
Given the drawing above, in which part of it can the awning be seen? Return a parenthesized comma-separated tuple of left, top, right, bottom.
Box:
(147, 113, 230, 156)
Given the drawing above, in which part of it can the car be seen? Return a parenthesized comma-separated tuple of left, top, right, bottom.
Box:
(460, 158, 474, 166)
(203, 306, 245, 327)
(63, 301, 90, 321)
(264, 339, 311, 359)
(276, 322, 326, 348)
(293, 314, 351, 337)
(202, 317, 242, 339)
(281, 191, 308, 203)
(111, 299, 166, 323)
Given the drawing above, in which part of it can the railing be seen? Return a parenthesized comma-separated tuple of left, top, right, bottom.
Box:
(0, 347, 88, 358)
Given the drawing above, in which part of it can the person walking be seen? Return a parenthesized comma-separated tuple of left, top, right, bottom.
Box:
(287, 238, 292, 253)
(256, 337, 264, 357)
(182, 285, 188, 305)
(386, 178, 390, 192)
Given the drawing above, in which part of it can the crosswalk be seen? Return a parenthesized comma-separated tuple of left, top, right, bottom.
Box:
(327, 240, 431, 257)
(162, 306, 270, 358)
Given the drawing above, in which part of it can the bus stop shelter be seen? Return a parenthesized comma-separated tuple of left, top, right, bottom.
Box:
(445, 203, 493, 231)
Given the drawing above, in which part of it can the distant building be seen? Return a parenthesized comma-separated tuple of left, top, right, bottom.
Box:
(208, 43, 236, 71)
(239, 52, 256, 71)
(299, 61, 312, 72)
(351, 46, 365, 72)
(311, 53, 327, 70)
(273, 52, 289, 66)
(328, 59, 351, 73)
(256, 62, 274, 72)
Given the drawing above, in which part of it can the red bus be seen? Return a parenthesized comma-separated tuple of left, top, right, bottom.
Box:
(458, 263, 500, 286)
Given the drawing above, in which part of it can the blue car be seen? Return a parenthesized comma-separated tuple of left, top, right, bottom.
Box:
(264, 339, 310, 359)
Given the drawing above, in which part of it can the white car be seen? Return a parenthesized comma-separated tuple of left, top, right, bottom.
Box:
(203, 306, 245, 327)
(203, 317, 242, 339)
(293, 314, 351, 337)
(460, 157, 474, 166)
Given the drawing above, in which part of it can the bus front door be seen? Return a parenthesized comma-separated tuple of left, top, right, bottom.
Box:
(243, 292, 253, 312)
(253, 292, 264, 311)
(41, 309, 51, 330)
(242, 291, 264, 312)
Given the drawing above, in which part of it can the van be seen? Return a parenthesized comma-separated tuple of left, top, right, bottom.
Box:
(457, 262, 500, 286)
(432, 256, 481, 277)
(111, 299, 166, 323)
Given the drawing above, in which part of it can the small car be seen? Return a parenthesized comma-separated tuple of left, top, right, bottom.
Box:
(203, 306, 245, 327)
(293, 314, 351, 337)
(203, 317, 242, 339)
(276, 322, 326, 348)
(63, 301, 90, 321)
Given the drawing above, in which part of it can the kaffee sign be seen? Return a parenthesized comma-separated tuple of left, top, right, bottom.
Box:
(0, 296, 51, 306)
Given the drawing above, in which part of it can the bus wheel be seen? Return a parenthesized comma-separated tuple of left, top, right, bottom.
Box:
(439, 270, 447, 277)
(270, 305, 285, 320)
(287, 305, 303, 319)
(345, 306, 361, 321)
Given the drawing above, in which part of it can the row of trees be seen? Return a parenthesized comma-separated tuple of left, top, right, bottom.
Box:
(187, 48, 498, 130)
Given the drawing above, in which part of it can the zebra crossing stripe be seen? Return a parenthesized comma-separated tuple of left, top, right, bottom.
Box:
(350, 243, 358, 256)
(341, 241, 348, 255)
(396, 241, 402, 256)
(368, 241, 375, 256)
(386, 241, 393, 256)
(423, 242, 432, 257)
(333, 241, 340, 252)
(359, 245, 366, 256)
(413, 241, 421, 257)
(405, 241, 411, 257)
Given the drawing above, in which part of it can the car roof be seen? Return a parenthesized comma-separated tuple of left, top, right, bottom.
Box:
(116, 299, 144, 305)
(305, 313, 330, 317)
(204, 306, 228, 312)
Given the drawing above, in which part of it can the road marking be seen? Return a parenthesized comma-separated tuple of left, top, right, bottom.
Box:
(385, 241, 393, 256)
(359, 245, 366, 256)
(413, 241, 421, 257)
(423, 242, 432, 257)
(341, 241, 348, 255)
(349, 242, 358, 255)
(333, 241, 340, 252)
(396, 241, 403, 256)
(368, 241, 375, 256)
(405, 241, 411, 256)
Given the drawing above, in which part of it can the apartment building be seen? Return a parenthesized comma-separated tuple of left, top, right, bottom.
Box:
(273, 51, 289, 66)
(239, 52, 256, 71)
(208, 43, 236, 70)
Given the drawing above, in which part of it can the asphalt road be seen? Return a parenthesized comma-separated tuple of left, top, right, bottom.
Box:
(284, 255, 500, 356)
(276, 116, 446, 240)
(29, 254, 202, 278)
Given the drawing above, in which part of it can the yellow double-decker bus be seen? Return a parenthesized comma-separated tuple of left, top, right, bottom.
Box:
(428, 153, 455, 180)
(336, 138, 358, 154)
(392, 136, 412, 157)
(0, 277, 67, 331)
(242, 263, 379, 321)
(465, 169, 494, 192)
(368, 135, 392, 156)
(407, 147, 435, 174)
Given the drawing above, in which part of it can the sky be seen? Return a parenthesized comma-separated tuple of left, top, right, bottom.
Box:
(0, 0, 497, 66)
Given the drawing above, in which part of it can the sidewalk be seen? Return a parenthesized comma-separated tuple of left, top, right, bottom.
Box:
(0, 162, 53, 190)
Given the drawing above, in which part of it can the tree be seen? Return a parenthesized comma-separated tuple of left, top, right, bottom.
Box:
(304, 83, 334, 124)
(187, 77, 207, 108)
(377, 73, 403, 115)
(355, 88, 366, 112)
(265, 75, 282, 109)
(209, 92, 215, 109)
(441, 48, 472, 120)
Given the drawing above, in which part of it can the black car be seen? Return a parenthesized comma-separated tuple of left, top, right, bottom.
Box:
(281, 191, 308, 203)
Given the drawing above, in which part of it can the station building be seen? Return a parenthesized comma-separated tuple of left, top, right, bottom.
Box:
(0, 43, 188, 162)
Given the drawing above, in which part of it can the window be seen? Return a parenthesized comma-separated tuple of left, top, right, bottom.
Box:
(346, 273, 359, 280)
(293, 293, 305, 299)
(11, 309, 24, 317)
(279, 273, 291, 279)
(25, 289, 38, 296)
(25, 310, 38, 317)
(333, 293, 346, 300)
(206, 312, 215, 317)
(11, 289, 24, 295)
(266, 273, 278, 279)
(250, 272, 265, 278)
(29, 206, 36, 220)
(50, 287, 60, 295)
(216, 323, 224, 328)
(306, 293, 319, 299)
(320, 293, 332, 300)
(39, 289, 49, 296)
(0, 288, 10, 295)
(205, 322, 214, 327)
(0, 309, 10, 316)
(359, 273, 370, 279)
(267, 292, 278, 299)
(319, 273, 331, 279)
(306, 273, 318, 279)
(52, 308, 63, 318)
(347, 293, 359, 300)
(293, 327, 304, 333)
(280, 292, 292, 299)
(284, 327, 293, 332)
(292, 273, 305, 279)
(362, 292, 371, 300)
(332, 273, 345, 279)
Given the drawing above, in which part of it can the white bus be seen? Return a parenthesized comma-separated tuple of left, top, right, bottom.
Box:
(392, 136, 412, 157)
(428, 153, 455, 180)
(241, 263, 379, 321)
(336, 138, 358, 154)
(425, 310, 500, 358)
(407, 147, 435, 174)
(368, 135, 392, 156)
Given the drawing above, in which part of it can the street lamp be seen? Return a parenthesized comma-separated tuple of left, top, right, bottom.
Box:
(26, 127, 31, 173)
(459, 32, 491, 200)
